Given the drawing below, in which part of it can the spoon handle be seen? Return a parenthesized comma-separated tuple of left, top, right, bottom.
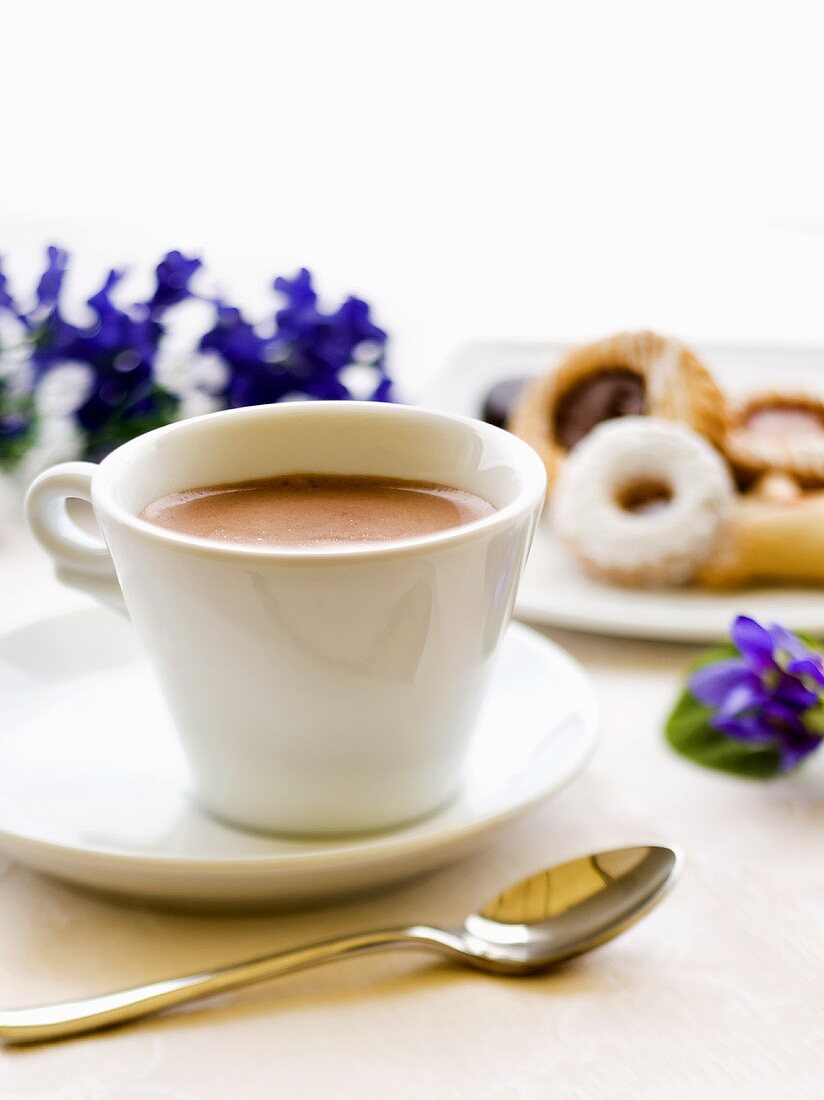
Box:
(0, 925, 465, 1045)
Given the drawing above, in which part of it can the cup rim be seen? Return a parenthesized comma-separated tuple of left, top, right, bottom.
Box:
(91, 401, 546, 563)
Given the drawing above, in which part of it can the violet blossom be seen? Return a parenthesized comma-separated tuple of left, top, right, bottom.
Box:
(690, 615, 824, 770)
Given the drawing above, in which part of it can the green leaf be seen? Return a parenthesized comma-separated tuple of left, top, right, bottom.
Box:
(0, 386, 37, 473)
(664, 643, 783, 779)
(797, 632, 824, 655)
(81, 386, 180, 461)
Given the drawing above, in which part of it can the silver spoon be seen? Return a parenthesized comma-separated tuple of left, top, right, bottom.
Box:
(0, 845, 681, 1045)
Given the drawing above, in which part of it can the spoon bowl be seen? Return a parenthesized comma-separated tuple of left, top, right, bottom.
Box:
(0, 844, 682, 1044)
(460, 845, 682, 974)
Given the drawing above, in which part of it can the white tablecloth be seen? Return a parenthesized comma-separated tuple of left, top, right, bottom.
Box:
(0, 522, 821, 1099)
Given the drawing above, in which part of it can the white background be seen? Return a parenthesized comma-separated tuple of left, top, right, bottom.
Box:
(2, 0, 824, 393)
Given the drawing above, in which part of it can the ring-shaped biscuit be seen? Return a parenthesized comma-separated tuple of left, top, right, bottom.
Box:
(508, 331, 728, 495)
(553, 417, 735, 587)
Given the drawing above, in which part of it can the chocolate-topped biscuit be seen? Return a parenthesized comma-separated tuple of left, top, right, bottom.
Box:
(725, 392, 824, 489)
(554, 368, 647, 450)
(507, 331, 728, 497)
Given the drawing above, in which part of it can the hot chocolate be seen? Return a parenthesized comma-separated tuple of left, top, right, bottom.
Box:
(140, 474, 496, 548)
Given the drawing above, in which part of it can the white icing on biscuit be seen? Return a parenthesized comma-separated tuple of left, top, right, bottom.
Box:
(552, 417, 734, 586)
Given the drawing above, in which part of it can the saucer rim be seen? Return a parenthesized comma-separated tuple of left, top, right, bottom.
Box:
(0, 613, 598, 874)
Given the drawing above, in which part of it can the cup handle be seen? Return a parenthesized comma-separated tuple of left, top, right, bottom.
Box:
(25, 462, 128, 615)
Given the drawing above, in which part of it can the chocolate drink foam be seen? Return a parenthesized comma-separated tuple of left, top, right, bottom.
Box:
(140, 474, 496, 549)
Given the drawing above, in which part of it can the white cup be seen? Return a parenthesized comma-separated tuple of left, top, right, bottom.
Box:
(26, 402, 545, 836)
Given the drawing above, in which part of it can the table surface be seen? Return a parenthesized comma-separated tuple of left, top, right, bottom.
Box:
(0, 521, 821, 1099)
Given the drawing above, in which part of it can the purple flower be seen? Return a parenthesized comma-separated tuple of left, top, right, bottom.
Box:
(0, 256, 30, 326)
(200, 268, 393, 406)
(20, 249, 181, 460)
(34, 245, 69, 313)
(0, 247, 395, 472)
(690, 616, 824, 770)
(147, 251, 202, 317)
(0, 261, 18, 316)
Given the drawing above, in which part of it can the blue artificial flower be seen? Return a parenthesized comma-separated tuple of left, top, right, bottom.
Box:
(34, 245, 69, 314)
(0, 256, 30, 326)
(271, 270, 391, 400)
(0, 261, 17, 316)
(147, 251, 203, 317)
(24, 250, 184, 460)
(200, 267, 393, 406)
(690, 616, 824, 770)
(0, 248, 394, 473)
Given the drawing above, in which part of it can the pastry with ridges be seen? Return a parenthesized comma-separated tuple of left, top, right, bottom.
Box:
(724, 391, 824, 490)
(508, 331, 728, 495)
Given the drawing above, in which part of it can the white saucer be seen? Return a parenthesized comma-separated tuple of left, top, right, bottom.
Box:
(0, 608, 597, 908)
(421, 339, 824, 642)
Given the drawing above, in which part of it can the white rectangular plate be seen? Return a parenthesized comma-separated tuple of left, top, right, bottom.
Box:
(420, 340, 824, 643)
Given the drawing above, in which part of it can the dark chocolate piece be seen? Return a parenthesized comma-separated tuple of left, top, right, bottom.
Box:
(555, 368, 646, 450)
(481, 377, 529, 429)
